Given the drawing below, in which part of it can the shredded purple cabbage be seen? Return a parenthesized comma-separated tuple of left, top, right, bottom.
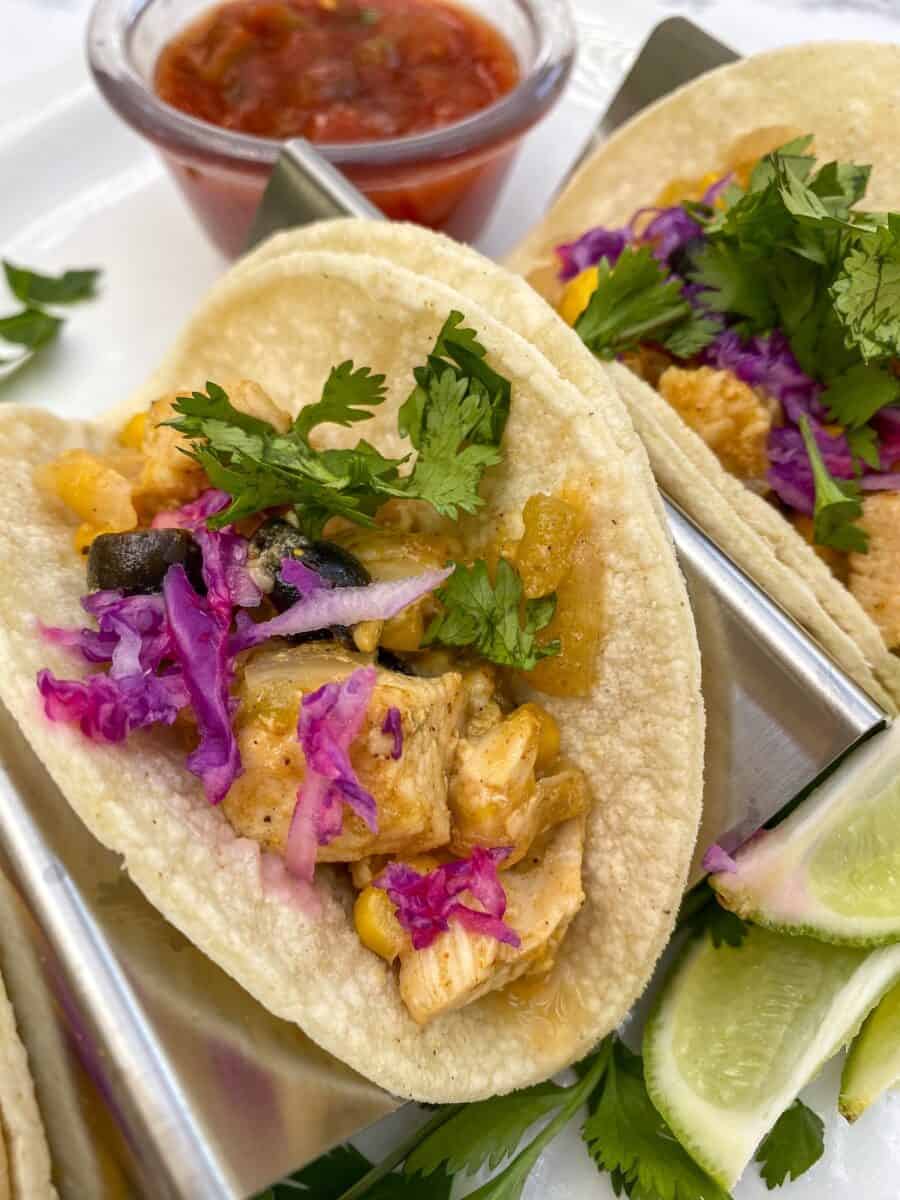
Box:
(280, 557, 331, 594)
(163, 564, 240, 805)
(703, 330, 824, 425)
(152, 489, 231, 530)
(230, 568, 452, 655)
(382, 707, 403, 760)
(640, 207, 702, 264)
(286, 667, 378, 882)
(37, 667, 188, 742)
(375, 847, 520, 951)
(556, 226, 631, 281)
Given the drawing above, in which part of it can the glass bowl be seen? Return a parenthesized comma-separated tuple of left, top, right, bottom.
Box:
(87, 0, 576, 257)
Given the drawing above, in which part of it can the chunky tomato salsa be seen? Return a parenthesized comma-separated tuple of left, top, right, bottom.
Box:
(154, 0, 520, 142)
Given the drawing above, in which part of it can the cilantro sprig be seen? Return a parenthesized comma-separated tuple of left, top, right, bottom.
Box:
(424, 559, 560, 671)
(0, 260, 100, 383)
(169, 311, 509, 538)
(798, 415, 868, 554)
(574, 246, 718, 359)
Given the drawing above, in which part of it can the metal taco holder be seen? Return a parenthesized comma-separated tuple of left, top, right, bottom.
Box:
(0, 17, 888, 1200)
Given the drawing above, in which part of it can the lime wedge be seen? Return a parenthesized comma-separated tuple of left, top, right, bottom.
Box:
(711, 723, 900, 945)
(840, 978, 900, 1121)
(644, 926, 900, 1188)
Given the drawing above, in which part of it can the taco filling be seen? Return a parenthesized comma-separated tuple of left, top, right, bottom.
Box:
(554, 130, 900, 651)
(33, 311, 598, 1025)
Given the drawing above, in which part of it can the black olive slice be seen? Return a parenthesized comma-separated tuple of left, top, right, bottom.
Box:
(249, 519, 370, 626)
(87, 529, 204, 595)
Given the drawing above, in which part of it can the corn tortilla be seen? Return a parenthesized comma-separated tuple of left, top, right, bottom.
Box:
(0, 248, 702, 1100)
(0, 965, 55, 1198)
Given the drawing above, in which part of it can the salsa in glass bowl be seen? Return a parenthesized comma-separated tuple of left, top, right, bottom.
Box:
(88, 0, 576, 256)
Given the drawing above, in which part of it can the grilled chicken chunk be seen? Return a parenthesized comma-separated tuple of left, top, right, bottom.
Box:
(657, 365, 774, 484)
(398, 817, 586, 1024)
(449, 705, 589, 864)
(223, 642, 464, 861)
(850, 493, 900, 648)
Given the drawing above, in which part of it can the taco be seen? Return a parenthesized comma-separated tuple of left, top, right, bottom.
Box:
(0, 962, 55, 1198)
(508, 41, 900, 711)
(0, 244, 702, 1100)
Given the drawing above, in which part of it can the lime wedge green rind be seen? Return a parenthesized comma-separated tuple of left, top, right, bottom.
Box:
(840, 978, 900, 1121)
(644, 927, 900, 1189)
(711, 724, 900, 947)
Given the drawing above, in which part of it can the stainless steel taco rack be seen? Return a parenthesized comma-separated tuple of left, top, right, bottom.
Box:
(0, 17, 888, 1200)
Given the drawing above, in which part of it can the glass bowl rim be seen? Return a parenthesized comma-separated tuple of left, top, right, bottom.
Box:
(86, 0, 577, 168)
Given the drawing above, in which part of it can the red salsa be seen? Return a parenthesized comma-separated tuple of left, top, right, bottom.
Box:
(154, 0, 520, 142)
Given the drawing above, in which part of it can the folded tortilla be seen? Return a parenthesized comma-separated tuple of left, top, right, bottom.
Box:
(0, 244, 703, 1100)
(506, 40, 900, 712)
(0, 962, 55, 1198)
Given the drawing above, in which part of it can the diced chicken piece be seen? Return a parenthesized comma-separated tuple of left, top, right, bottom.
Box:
(222, 642, 464, 861)
(136, 381, 290, 513)
(849, 493, 900, 648)
(657, 366, 773, 483)
(449, 706, 588, 864)
(460, 665, 504, 739)
(792, 514, 849, 584)
(398, 817, 586, 1024)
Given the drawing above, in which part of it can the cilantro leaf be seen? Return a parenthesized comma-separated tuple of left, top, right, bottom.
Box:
(403, 367, 503, 518)
(460, 1045, 612, 1200)
(3, 261, 100, 305)
(0, 308, 63, 351)
(690, 242, 775, 329)
(293, 361, 387, 440)
(821, 362, 900, 429)
(754, 1100, 824, 1189)
(798, 415, 868, 553)
(663, 311, 721, 358)
(810, 161, 872, 218)
(424, 559, 560, 671)
(679, 882, 748, 949)
(583, 1040, 732, 1200)
(832, 220, 900, 361)
(256, 1141, 452, 1200)
(405, 1082, 567, 1178)
(170, 381, 407, 536)
(847, 424, 882, 471)
(574, 246, 691, 358)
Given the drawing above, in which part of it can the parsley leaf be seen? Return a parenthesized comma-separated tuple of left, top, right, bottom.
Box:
(3, 261, 100, 305)
(679, 882, 748, 950)
(798, 415, 868, 553)
(754, 1100, 825, 1189)
(832, 219, 900, 361)
(574, 246, 693, 358)
(424, 559, 560, 670)
(0, 308, 63, 351)
(405, 1082, 568, 1179)
(821, 362, 900, 429)
(583, 1040, 732, 1200)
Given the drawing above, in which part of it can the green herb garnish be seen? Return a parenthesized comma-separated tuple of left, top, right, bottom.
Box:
(0, 261, 100, 382)
(754, 1100, 825, 1189)
(798, 415, 868, 553)
(424, 558, 559, 671)
(678, 881, 748, 950)
(574, 246, 717, 359)
(170, 311, 509, 538)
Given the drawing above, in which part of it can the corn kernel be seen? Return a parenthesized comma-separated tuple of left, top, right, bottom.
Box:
(354, 887, 407, 962)
(558, 267, 599, 327)
(517, 703, 561, 770)
(353, 620, 383, 654)
(118, 411, 148, 450)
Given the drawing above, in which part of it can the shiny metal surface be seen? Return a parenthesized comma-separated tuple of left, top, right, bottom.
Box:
(0, 700, 394, 1199)
(666, 499, 886, 882)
